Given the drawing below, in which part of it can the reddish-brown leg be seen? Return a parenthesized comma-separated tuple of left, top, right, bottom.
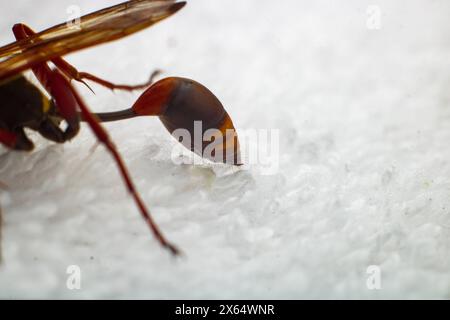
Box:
(75, 69, 161, 92)
(0, 130, 18, 150)
(65, 72, 179, 255)
(12, 24, 180, 255)
(0, 128, 34, 151)
(13, 24, 160, 92)
(12, 25, 80, 140)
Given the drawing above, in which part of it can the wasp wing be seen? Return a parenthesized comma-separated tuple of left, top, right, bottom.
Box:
(0, 0, 185, 81)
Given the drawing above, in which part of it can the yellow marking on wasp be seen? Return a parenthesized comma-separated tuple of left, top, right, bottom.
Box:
(41, 94, 51, 113)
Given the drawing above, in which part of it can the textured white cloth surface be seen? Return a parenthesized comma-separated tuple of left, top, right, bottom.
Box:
(0, 0, 449, 299)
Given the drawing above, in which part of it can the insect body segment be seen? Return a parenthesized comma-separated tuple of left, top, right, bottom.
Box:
(93, 77, 242, 165)
(0, 0, 240, 255)
(0, 75, 65, 150)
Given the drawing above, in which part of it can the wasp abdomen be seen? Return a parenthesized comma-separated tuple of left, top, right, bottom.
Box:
(157, 78, 240, 164)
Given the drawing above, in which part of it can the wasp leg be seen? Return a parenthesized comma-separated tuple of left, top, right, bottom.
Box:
(54, 70, 180, 256)
(0, 128, 34, 151)
(13, 26, 80, 141)
(12, 24, 180, 256)
(37, 118, 66, 143)
(72, 69, 162, 92)
(13, 24, 160, 92)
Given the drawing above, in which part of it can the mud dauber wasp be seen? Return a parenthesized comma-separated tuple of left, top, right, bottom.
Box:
(0, 0, 241, 256)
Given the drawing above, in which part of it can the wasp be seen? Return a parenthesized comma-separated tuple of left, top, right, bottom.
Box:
(0, 0, 241, 256)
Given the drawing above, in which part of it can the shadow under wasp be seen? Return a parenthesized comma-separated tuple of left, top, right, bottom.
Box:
(0, 0, 241, 257)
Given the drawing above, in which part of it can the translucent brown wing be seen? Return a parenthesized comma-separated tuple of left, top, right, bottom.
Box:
(0, 0, 185, 81)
